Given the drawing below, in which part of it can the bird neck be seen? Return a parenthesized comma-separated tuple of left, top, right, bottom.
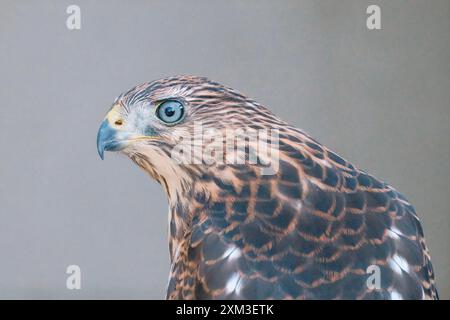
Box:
(166, 173, 212, 262)
(166, 164, 257, 262)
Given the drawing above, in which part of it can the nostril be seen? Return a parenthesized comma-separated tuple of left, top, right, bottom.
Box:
(115, 119, 123, 126)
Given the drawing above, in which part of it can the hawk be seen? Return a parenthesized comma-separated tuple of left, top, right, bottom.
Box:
(97, 76, 438, 299)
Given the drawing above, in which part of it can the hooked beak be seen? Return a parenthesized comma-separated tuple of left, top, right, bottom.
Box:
(97, 114, 160, 160)
(96, 119, 125, 160)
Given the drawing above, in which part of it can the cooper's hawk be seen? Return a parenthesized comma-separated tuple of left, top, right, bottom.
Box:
(97, 75, 438, 299)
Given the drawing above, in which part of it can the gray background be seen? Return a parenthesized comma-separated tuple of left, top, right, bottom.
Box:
(0, 0, 449, 299)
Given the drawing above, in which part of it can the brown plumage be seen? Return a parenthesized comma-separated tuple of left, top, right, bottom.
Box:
(97, 75, 438, 299)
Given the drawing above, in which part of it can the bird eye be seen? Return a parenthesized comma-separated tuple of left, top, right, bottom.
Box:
(156, 100, 184, 124)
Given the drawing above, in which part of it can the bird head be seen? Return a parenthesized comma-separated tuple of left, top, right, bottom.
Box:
(97, 75, 282, 200)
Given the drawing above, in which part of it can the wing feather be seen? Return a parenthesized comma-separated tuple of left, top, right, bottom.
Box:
(168, 130, 438, 299)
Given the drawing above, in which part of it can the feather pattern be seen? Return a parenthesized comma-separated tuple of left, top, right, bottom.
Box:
(105, 76, 438, 300)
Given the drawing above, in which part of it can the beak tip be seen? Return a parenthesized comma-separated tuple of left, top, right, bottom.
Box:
(97, 142, 105, 160)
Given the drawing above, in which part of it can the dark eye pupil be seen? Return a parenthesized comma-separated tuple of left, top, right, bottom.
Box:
(164, 106, 175, 117)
